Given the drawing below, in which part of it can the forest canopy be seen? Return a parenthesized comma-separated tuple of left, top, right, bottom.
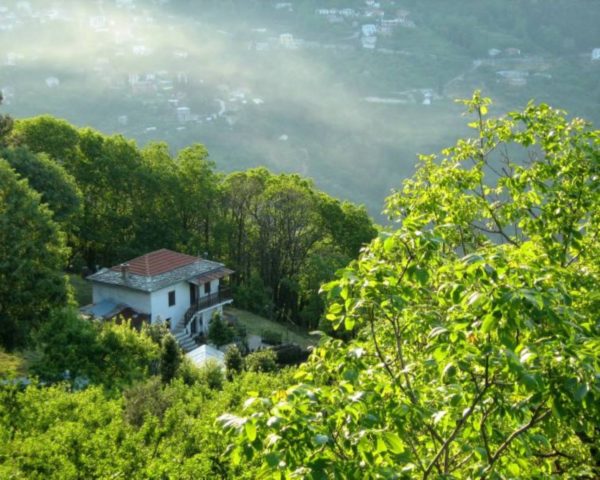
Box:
(0, 104, 377, 349)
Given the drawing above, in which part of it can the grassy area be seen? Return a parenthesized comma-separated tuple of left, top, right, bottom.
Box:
(69, 274, 93, 307)
(225, 307, 317, 348)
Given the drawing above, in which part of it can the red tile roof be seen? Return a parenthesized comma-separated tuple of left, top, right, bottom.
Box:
(111, 249, 200, 277)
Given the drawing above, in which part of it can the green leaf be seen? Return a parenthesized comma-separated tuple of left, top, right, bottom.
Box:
(382, 432, 404, 454)
(574, 384, 588, 402)
(245, 422, 257, 442)
(481, 314, 497, 333)
(265, 452, 280, 468)
(344, 316, 356, 330)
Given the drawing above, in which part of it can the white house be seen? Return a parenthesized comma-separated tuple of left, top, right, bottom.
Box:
(592, 48, 600, 61)
(279, 33, 296, 49)
(361, 24, 377, 36)
(83, 249, 234, 351)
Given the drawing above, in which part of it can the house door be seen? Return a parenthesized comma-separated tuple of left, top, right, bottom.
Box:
(189, 284, 197, 305)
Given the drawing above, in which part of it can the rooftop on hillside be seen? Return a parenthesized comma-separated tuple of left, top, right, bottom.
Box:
(87, 249, 233, 293)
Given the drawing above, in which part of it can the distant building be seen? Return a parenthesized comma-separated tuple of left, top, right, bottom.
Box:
(132, 45, 151, 56)
(362, 24, 377, 37)
(45, 77, 60, 88)
(279, 33, 296, 49)
(177, 106, 191, 123)
(362, 36, 377, 49)
(592, 48, 600, 61)
(274, 2, 293, 11)
(496, 70, 528, 86)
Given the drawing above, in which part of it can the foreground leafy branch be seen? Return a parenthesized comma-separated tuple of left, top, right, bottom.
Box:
(219, 94, 600, 479)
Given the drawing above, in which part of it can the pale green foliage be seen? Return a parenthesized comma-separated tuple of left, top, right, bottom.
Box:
(0, 370, 294, 479)
(219, 96, 600, 478)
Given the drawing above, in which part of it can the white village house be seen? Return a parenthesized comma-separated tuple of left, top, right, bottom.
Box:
(82, 249, 234, 352)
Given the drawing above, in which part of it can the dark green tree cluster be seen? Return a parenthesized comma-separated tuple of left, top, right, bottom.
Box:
(220, 96, 600, 478)
(0, 160, 70, 350)
(3, 116, 377, 334)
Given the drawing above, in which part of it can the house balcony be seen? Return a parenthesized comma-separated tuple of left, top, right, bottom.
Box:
(183, 286, 233, 324)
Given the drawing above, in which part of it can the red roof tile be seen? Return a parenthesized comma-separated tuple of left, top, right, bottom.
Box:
(111, 249, 200, 277)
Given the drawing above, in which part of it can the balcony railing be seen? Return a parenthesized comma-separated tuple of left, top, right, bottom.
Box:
(183, 287, 232, 324)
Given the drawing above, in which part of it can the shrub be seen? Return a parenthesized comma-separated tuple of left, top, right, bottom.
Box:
(245, 350, 277, 373)
(159, 334, 182, 384)
(207, 313, 235, 347)
(260, 329, 283, 346)
(197, 359, 225, 390)
(224, 345, 244, 379)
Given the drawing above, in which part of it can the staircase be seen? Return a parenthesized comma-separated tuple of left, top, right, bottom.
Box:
(173, 320, 197, 353)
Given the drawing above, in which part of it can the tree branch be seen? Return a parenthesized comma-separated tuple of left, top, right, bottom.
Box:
(483, 405, 551, 477)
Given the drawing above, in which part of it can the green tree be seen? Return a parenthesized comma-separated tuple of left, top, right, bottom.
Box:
(175, 144, 222, 255)
(197, 359, 225, 390)
(220, 95, 600, 478)
(10, 115, 80, 166)
(208, 313, 235, 347)
(33, 310, 160, 388)
(160, 333, 182, 384)
(224, 344, 244, 379)
(0, 160, 70, 350)
(0, 93, 13, 146)
(2, 147, 82, 224)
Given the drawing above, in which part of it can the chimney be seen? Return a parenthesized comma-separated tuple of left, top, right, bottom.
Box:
(120, 263, 130, 282)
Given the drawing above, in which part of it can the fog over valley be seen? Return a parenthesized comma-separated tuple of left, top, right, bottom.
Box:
(2, 0, 599, 214)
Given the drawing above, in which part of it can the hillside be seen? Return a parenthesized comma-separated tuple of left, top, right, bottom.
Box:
(1, 0, 598, 215)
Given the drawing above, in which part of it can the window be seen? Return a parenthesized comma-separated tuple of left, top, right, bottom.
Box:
(204, 282, 211, 295)
(168, 290, 176, 306)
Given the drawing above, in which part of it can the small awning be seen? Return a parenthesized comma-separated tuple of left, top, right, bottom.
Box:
(189, 267, 234, 285)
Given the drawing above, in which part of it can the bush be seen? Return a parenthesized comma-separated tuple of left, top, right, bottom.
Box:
(32, 309, 160, 388)
(207, 313, 235, 347)
(224, 345, 243, 379)
(123, 377, 174, 427)
(245, 350, 277, 373)
(271, 344, 310, 366)
(197, 359, 225, 390)
(260, 329, 283, 346)
(177, 357, 203, 386)
(159, 334, 182, 384)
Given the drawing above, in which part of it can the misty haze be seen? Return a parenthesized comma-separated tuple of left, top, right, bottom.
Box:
(2, 0, 598, 214)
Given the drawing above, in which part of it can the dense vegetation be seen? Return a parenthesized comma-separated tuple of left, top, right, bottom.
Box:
(0, 95, 376, 349)
(1, 95, 599, 478)
(220, 95, 600, 478)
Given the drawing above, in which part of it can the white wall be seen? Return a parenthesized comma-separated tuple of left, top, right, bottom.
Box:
(150, 281, 192, 330)
(93, 278, 225, 332)
(198, 279, 220, 298)
(93, 284, 151, 314)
